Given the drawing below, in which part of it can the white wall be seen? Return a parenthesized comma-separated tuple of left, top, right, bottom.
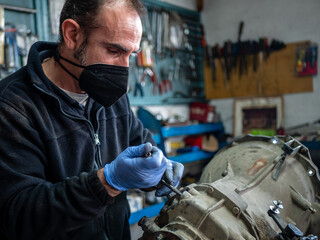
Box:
(202, 0, 320, 134)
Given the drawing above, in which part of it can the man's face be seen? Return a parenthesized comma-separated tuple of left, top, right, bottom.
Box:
(75, 5, 142, 67)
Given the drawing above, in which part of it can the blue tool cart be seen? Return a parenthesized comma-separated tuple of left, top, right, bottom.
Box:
(137, 107, 226, 164)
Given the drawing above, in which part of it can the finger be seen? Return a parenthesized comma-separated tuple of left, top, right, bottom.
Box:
(155, 185, 171, 197)
(127, 142, 153, 157)
(142, 142, 153, 155)
(172, 162, 184, 188)
(164, 160, 173, 184)
(139, 147, 165, 169)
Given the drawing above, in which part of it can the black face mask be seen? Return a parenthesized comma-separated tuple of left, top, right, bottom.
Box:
(53, 50, 129, 108)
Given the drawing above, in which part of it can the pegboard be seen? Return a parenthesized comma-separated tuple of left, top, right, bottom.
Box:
(128, 0, 205, 106)
(204, 41, 313, 99)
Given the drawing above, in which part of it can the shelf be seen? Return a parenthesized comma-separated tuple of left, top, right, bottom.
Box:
(152, 133, 161, 145)
(168, 142, 228, 164)
(161, 122, 224, 138)
(149, 122, 225, 159)
(129, 96, 205, 106)
(129, 201, 165, 225)
(169, 150, 215, 164)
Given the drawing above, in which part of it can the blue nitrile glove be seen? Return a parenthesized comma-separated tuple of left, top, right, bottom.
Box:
(104, 143, 167, 191)
(155, 158, 184, 197)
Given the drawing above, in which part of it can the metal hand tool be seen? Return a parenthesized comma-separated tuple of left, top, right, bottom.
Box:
(134, 82, 144, 97)
(158, 179, 182, 196)
(145, 152, 182, 196)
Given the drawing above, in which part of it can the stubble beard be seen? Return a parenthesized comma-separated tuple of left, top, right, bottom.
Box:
(73, 37, 88, 65)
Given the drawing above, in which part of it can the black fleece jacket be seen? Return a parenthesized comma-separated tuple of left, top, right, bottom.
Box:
(0, 42, 154, 240)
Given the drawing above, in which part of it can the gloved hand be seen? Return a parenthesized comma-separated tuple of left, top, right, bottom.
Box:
(104, 143, 167, 191)
(155, 158, 184, 197)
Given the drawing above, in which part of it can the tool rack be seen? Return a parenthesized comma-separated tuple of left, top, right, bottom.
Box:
(128, 0, 205, 106)
(0, 0, 51, 41)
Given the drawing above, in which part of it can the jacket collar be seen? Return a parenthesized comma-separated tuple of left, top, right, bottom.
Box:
(27, 41, 58, 91)
(26, 41, 88, 115)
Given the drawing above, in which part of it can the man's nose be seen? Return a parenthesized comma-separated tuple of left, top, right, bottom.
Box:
(117, 57, 130, 67)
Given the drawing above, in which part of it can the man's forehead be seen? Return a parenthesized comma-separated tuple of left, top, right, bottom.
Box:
(94, 5, 142, 30)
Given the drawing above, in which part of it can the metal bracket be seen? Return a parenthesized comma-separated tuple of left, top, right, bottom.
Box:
(272, 139, 301, 181)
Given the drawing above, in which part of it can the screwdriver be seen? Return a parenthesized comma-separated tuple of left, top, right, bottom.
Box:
(145, 152, 182, 197)
(159, 179, 182, 196)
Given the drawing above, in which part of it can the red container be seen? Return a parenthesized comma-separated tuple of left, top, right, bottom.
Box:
(184, 135, 203, 149)
(190, 102, 216, 123)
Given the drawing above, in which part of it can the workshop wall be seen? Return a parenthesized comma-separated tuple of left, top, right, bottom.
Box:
(130, 3, 197, 239)
(131, 0, 197, 125)
(202, 0, 320, 134)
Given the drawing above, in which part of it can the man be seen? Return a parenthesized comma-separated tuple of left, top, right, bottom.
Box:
(0, 0, 183, 239)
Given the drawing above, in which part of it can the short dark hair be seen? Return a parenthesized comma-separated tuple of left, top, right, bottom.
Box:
(58, 0, 145, 44)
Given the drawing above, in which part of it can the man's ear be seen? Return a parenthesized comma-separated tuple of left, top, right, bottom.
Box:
(61, 19, 81, 50)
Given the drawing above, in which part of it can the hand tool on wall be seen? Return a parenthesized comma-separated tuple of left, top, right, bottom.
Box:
(159, 80, 172, 95)
(173, 57, 181, 81)
(252, 40, 259, 72)
(138, 11, 154, 68)
(215, 44, 228, 89)
(159, 67, 173, 95)
(141, 68, 158, 95)
(223, 41, 233, 80)
(4, 25, 20, 70)
(200, 24, 210, 67)
(207, 43, 213, 72)
(134, 81, 144, 97)
(137, 40, 153, 67)
(197, 0, 203, 12)
(310, 45, 317, 69)
(162, 11, 170, 49)
(237, 21, 246, 78)
(16, 25, 31, 66)
(243, 40, 249, 74)
(169, 11, 186, 51)
(133, 68, 145, 97)
(259, 37, 269, 60)
(142, 9, 153, 43)
(210, 46, 217, 83)
(269, 39, 286, 52)
(151, 7, 158, 49)
(295, 43, 317, 76)
(231, 42, 238, 69)
(263, 38, 270, 60)
(156, 9, 163, 54)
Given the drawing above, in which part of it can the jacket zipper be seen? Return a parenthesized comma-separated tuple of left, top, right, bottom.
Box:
(34, 84, 109, 236)
(93, 107, 103, 168)
(33, 84, 104, 168)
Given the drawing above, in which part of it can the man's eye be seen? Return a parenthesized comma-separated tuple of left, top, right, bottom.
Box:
(108, 49, 119, 54)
